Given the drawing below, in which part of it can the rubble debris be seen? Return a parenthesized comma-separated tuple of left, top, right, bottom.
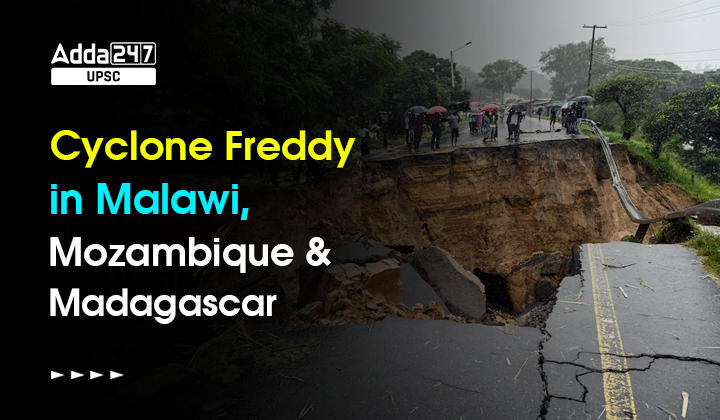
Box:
(291, 257, 465, 326)
(603, 263, 636, 269)
(399, 264, 450, 313)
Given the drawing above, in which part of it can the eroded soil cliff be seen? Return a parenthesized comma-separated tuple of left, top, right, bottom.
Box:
(232, 138, 696, 313)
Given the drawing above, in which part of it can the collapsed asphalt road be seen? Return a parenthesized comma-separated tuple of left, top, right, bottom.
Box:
(200, 241, 719, 420)
(543, 242, 720, 420)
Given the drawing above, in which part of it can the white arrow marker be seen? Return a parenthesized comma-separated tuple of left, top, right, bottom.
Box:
(50, 371, 64, 380)
(70, 371, 84, 379)
(109, 371, 123, 380)
(89, 371, 103, 379)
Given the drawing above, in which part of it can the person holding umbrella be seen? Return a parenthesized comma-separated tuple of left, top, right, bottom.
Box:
(480, 104, 500, 142)
(407, 106, 427, 152)
(506, 106, 523, 142)
(430, 114, 442, 150)
(412, 114, 424, 152)
(427, 106, 447, 150)
(481, 112, 491, 140)
(469, 112, 479, 136)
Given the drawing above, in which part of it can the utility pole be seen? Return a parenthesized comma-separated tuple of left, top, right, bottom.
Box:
(450, 41, 472, 88)
(530, 70, 533, 112)
(583, 24, 607, 89)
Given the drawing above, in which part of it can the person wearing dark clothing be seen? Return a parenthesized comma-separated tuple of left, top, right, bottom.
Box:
(565, 105, 579, 134)
(549, 108, 557, 129)
(469, 113, 479, 136)
(404, 112, 411, 149)
(430, 115, 442, 150)
(412, 116, 424, 152)
(361, 132, 371, 156)
(506, 109, 522, 141)
(487, 111, 498, 141)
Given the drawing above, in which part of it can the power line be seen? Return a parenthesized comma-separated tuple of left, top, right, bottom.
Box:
(619, 8, 720, 27)
(610, 0, 706, 25)
(659, 58, 720, 62)
(613, 58, 720, 63)
(593, 58, 718, 75)
(656, 3, 720, 19)
(634, 48, 720, 56)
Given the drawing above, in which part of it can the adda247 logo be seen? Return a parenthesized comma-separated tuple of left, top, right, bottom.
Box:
(50, 42, 157, 86)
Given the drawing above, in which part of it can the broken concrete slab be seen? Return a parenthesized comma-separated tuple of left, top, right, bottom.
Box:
(223, 317, 544, 419)
(409, 246, 486, 319)
(398, 264, 450, 313)
(364, 259, 402, 304)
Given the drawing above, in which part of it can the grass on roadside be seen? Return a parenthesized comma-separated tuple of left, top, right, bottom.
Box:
(582, 128, 720, 202)
(686, 227, 720, 281)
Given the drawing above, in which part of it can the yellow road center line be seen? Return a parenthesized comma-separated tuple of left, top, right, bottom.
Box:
(587, 244, 637, 419)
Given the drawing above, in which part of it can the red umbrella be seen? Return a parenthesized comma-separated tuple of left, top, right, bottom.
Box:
(427, 105, 448, 115)
(480, 104, 499, 112)
(469, 101, 484, 111)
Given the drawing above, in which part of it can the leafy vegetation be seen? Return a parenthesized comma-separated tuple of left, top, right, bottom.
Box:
(583, 128, 720, 202)
(540, 38, 614, 99)
(685, 227, 720, 280)
(588, 73, 665, 139)
(477, 59, 527, 103)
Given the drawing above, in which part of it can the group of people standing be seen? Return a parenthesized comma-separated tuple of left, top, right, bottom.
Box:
(561, 102, 585, 134)
(470, 111, 499, 142)
(505, 108, 523, 142)
(405, 111, 462, 152)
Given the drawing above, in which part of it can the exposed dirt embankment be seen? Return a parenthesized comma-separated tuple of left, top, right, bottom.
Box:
(236, 138, 695, 312)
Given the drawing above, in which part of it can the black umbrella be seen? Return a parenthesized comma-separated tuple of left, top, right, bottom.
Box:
(572, 95, 595, 104)
(407, 105, 428, 115)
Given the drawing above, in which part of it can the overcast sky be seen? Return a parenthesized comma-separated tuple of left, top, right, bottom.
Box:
(328, 0, 720, 75)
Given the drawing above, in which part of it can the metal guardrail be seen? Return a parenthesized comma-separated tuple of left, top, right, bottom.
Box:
(579, 118, 720, 240)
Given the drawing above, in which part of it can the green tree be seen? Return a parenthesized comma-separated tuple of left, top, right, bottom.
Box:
(380, 50, 471, 132)
(665, 83, 720, 181)
(589, 73, 664, 139)
(540, 38, 614, 99)
(642, 110, 671, 158)
(309, 20, 403, 132)
(478, 59, 526, 102)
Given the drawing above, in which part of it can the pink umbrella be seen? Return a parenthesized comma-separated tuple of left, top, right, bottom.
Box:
(427, 105, 448, 115)
(480, 104, 499, 112)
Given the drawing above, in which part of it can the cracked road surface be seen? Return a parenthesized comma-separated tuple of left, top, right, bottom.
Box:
(543, 242, 720, 419)
(227, 242, 718, 419)
(232, 317, 544, 419)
